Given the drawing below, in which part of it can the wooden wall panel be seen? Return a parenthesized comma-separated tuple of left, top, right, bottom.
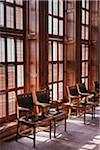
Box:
(64, 0, 76, 97)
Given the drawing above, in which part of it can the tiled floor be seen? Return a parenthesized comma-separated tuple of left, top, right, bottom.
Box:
(0, 107, 100, 150)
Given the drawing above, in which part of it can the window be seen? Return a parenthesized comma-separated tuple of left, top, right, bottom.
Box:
(0, 1, 25, 122)
(48, 0, 64, 101)
(80, 0, 90, 88)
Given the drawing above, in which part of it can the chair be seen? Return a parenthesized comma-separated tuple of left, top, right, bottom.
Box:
(77, 82, 98, 118)
(65, 85, 93, 124)
(36, 88, 67, 137)
(35, 88, 51, 115)
(16, 92, 52, 148)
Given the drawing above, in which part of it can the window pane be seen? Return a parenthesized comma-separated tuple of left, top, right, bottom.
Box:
(7, 38, 15, 62)
(82, 62, 88, 77)
(86, 0, 89, 10)
(0, 3, 4, 26)
(86, 11, 89, 25)
(17, 39, 23, 62)
(53, 83, 57, 100)
(53, 0, 58, 16)
(48, 64, 52, 82)
(85, 27, 89, 40)
(17, 89, 24, 95)
(48, 41, 52, 61)
(53, 18, 58, 35)
(0, 94, 6, 118)
(16, 7, 23, 30)
(16, 0, 23, 5)
(59, 0, 63, 17)
(48, 0, 52, 14)
(17, 65, 24, 87)
(53, 64, 57, 82)
(82, 10, 85, 24)
(82, 45, 88, 60)
(0, 37, 5, 62)
(82, 0, 85, 8)
(53, 42, 57, 61)
(59, 20, 63, 36)
(58, 43, 63, 61)
(6, 6, 14, 28)
(8, 66, 15, 89)
(82, 26, 85, 39)
(59, 64, 63, 80)
(58, 82, 63, 100)
(6, 0, 14, 3)
(48, 16, 52, 34)
(0, 66, 6, 90)
(8, 91, 15, 115)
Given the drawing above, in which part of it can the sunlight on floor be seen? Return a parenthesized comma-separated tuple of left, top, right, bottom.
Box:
(79, 134, 100, 150)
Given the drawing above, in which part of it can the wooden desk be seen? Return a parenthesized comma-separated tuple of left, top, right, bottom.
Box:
(49, 111, 67, 138)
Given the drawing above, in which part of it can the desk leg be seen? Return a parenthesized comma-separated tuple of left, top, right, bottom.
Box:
(33, 126, 36, 148)
(65, 116, 66, 132)
(92, 107, 93, 120)
(84, 108, 86, 124)
(54, 120, 56, 138)
(16, 120, 19, 141)
(50, 120, 52, 139)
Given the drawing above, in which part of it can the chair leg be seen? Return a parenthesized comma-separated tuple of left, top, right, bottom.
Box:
(16, 120, 19, 142)
(54, 120, 56, 138)
(33, 127, 36, 148)
(68, 108, 71, 119)
(94, 106, 95, 118)
(84, 109, 86, 124)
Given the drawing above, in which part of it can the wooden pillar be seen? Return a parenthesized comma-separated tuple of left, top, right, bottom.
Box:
(39, 1, 48, 89)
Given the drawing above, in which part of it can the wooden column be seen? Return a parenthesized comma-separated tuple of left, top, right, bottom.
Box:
(39, 1, 48, 89)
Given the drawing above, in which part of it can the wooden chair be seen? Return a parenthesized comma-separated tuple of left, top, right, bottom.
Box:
(35, 89, 67, 137)
(77, 82, 98, 118)
(16, 92, 52, 148)
(65, 85, 93, 124)
(35, 88, 51, 115)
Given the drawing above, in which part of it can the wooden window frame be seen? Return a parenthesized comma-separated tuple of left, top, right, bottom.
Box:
(0, 1, 25, 123)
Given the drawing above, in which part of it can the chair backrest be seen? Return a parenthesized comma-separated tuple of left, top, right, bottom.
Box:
(69, 86, 79, 96)
(78, 83, 88, 93)
(66, 85, 79, 105)
(17, 93, 34, 110)
(36, 89, 50, 103)
(94, 81, 100, 92)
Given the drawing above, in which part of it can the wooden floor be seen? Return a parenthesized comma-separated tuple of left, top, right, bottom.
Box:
(0, 107, 100, 150)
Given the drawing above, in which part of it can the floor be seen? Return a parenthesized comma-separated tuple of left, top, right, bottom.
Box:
(0, 107, 100, 150)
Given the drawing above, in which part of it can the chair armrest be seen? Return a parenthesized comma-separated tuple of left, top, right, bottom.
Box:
(36, 102, 50, 108)
(70, 95, 79, 99)
(79, 92, 90, 96)
(19, 107, 31, 111)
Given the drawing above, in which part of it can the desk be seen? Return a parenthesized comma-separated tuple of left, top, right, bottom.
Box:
(16, 115, 53, 148)
(49, 111, 67, 138)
